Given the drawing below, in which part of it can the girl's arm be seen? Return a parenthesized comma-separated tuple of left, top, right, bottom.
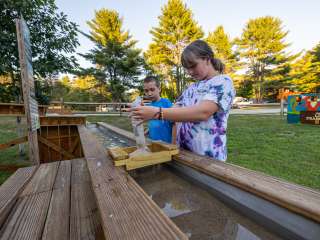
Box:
(131, 100, 219, 122)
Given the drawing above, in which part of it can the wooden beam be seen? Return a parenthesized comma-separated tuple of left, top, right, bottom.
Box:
(174, 150, 320, 223)
(0, 103, 47, 116)
(38, 135, 75, 159)
(70, 137, 79, 154)
(78, 125, 187, 240)
(0, 136, 28, 150)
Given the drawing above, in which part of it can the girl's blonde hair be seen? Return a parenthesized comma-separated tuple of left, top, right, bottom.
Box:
(181, 40, 225, 73)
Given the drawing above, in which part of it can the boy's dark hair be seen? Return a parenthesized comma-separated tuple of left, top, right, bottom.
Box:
(144, 76, 160, 88)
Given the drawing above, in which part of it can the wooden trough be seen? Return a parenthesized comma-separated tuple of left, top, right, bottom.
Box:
(38, 116, 85, 163)
(97, 121, 320, 240)
(108, 141, 179, 170)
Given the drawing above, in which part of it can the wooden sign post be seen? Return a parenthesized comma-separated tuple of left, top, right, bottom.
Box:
(16, 16, 40, 165)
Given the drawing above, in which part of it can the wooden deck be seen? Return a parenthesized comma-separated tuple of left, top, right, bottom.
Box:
(0, 124, 187, 240)
(0, 159, 103, 239)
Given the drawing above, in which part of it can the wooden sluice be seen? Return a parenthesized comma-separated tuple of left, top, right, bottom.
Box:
(1, 109, 320, 239)
(97, 122, 320, 240)
(0, 115, 188, 240)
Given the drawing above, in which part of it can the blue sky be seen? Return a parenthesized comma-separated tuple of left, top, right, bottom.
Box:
(56, 0, 320, 68)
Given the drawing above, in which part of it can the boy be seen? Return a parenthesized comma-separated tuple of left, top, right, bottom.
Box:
(143, 76, 173, 143)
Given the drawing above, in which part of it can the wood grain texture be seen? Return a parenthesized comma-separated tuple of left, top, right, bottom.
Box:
(0, 166, 37, 227)
(173, 150, 320, 223)
(0, 190, 51, 239)
(42, 161, 71, 240)
(20, 162, 59, 197)
(78, 125, 187, 240)
(70, 183, 104, 240)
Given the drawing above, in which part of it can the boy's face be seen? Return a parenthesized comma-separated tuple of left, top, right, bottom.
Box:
(144, 81, 160, 102)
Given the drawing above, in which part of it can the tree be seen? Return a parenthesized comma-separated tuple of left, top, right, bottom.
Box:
(81, 9, 144, 102)
(237, 16, 297, 102)
(0, 0, 79, 102)
(290, 43, 320, 93)
(206, 25, 240, 77)
(145, 0, 203, 99)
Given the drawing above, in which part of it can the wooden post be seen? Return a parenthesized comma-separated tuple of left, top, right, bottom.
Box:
(16, 116, 25, 156)
(60, 97, 64, 114)
(280, 98, 285, 116)
(16, 96, 25, 156)
(16, 16, 40, 165)
(279, 88, 285, 117)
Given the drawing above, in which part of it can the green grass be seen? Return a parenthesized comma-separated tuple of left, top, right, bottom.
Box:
(0, 117, 30, 184)
(227, 115, 320, 190)
(1, 115, 319, 190)
(87, 115, 320, 190)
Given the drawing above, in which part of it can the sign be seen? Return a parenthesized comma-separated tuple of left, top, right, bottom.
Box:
(300, 111, 320, 125)
(16, 16, 40, 164)
(287, 94, 320, 125)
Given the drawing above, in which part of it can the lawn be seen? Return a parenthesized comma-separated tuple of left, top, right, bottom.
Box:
(1, 115, 319, 190)
(0, 116, 30, 184)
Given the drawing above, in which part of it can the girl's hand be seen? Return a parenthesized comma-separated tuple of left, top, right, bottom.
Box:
(130, 106, 159, 121)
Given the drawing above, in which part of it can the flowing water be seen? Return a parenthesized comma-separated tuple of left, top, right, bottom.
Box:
(88, 124, 283, 240)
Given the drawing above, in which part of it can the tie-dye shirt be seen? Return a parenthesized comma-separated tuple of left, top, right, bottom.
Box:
(175, 75, 235, 161)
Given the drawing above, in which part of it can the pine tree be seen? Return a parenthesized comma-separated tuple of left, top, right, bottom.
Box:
(237, 16, 297, 102)
(145, 0, 203, 99)
(81, 9, 144, 102)
(290, 43, 320, 93)
(206, 25, 240, 76)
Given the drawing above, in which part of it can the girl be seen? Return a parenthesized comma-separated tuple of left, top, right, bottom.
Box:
(131, 40, 235, 161)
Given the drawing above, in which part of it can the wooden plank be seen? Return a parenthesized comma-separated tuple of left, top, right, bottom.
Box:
(0, 192, 51, 240)
(0, 136, 28, 150)
(0, 103, 47, 116)
(69, 137, 79, 154)
(71, 158, 90, 185)
(20, 162, 59, 197)
(40, 116, 86, 126)
(173, 150, 320, 223)
(70, 182, 104, 240)
(42, 161, 71, 240)
(0, 166, 37, 227)
(126, 153, 172, 170)
(52, 161, 71, 190)
(69, 158, 104, 239)
(78, 125, 187, 240)
(108, 147, 129, 161)
(16, 17, 40, 165)
(38, 135, 75, 159)
(0, 103, 24, 116)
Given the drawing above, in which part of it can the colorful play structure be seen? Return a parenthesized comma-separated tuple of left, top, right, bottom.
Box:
(287, 93, 320, 124)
